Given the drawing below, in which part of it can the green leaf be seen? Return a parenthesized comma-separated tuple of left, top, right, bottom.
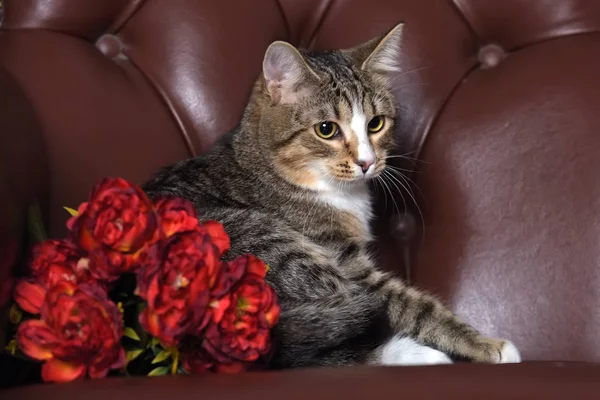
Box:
(147, 366, 170, 377)
(123, 327, 140, 341)
(126, 349, 144, 364)
(63, 206, 79, 217)
(27, 203, 47, 242)
(171, 350, 180, 375)
(4, 339, 18, 356)
(151, 350, 172, 364)
(8, 304, 23, 324)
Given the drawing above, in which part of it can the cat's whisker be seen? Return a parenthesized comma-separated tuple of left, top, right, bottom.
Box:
(383, 169, 426, 244)
(377, 173, 402, 217)
(373, 176, 386, 209)
(385, 164, 417, 174)
(385, 154, 429, 165)
(397, 154, 423, 162)
(385, 167, 424, 200)
(373, 176, 388, 211)
(389, 65, 431, 80)
(381, 170, 406, 216)
(383, 169, 418, 208)
(386, 149, 418, 157)
(388, 82, 431, 92)
(377, 173, 408, 228)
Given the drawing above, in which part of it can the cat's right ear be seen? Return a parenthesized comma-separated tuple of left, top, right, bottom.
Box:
(262, 41, 319, 105)
(344, 22, 404, 77)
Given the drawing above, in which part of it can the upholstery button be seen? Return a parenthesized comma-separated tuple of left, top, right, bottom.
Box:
(478, 44, 506, 69)
(392, 212, 416, 240)
(96, 34, 125, 59)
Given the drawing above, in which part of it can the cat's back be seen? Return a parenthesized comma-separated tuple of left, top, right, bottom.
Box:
(143, 130, 254, 211)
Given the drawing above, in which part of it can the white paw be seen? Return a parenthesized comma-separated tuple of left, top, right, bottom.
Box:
(498, 340, 521, 363)
(400, 347, 453, 366)
(380, 336, 453, 366)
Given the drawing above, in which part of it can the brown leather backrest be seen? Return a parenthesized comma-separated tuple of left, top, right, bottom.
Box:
(1, 0, 599, 362)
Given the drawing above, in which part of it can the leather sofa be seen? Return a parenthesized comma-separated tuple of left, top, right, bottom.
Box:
(1, 0, 599, 398)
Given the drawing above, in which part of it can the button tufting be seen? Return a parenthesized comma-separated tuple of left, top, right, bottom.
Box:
(478, 44, 507, 69)
(96, 34, 125, 59)
(391, 212, 417, 240)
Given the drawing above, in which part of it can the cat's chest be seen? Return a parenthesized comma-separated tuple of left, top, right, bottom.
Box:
(318, 187, 373, 240)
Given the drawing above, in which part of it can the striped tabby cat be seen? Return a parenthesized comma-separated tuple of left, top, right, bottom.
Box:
(143, 23, 521, 368)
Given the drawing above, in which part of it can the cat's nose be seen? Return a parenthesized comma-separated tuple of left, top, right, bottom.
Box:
(357, 159, 375, 174)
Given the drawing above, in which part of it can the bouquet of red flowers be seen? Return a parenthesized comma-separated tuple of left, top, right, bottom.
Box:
(3, 177, 280, 383)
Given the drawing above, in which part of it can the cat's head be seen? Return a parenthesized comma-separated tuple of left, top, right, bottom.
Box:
(249, 23, 403, 192)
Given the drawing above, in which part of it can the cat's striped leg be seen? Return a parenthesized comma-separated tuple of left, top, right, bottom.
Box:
(360, 271, 521, 364)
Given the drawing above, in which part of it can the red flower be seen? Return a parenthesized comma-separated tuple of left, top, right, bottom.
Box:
(29, 240, 94, 286)
(70, 177, 161, 281)
(201, 221, 230, 256)
(153, 197, 199, 238)
(137, 228, 221, 346)
(153, 196, 230, 255)
(201, 254, 280, 368)
(181, 343, 245, 374)
(16, 281, 125, 383)
(14, 280, 47, 314)
(66, 203, 89, 231)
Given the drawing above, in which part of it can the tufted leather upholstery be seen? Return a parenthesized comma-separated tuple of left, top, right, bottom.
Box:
(1, 0, 600, 397)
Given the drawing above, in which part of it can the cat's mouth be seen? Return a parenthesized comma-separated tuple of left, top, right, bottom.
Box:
(331, 163, 385, 183)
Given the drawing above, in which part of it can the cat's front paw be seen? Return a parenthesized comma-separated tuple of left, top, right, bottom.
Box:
(498, 340, 521, 364)
(469, 337, 522, 364)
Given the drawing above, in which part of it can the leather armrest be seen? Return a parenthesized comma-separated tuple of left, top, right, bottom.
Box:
(3, 362, 599, 399)
(0, 64, 48, 341)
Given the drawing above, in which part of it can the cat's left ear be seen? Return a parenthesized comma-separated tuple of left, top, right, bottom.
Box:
(345, 22, 404, 74)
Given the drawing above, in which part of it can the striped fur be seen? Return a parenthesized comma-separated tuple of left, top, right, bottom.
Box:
(143, 23, 520, 368)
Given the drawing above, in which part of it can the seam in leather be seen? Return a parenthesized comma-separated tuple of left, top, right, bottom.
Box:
(110, 0, 196, 157)
(449, 0, 481, 43)
(414, 25, 600, 165)
(272, 0, 292, 42)
(306, 0, 334, 50)
(411, 1, 480, 164)
(123, 54, 197, 157)
(108, 0, 146, 34)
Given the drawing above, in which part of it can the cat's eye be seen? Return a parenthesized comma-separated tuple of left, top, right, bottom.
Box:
(367, 116, 385, 133)
(314, 121, 339, 139)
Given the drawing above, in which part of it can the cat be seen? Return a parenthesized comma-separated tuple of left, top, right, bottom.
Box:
(142, 22, 521, 368)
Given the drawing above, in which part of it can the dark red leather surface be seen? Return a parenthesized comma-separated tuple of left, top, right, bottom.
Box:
(1, 0, 599, 394)
(453, 0, 600, 49)
(0, 63, 47, 348)
(413, 32, 600, 363)
(1, 0, 131, 39)
(5, 362, 600, 400)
